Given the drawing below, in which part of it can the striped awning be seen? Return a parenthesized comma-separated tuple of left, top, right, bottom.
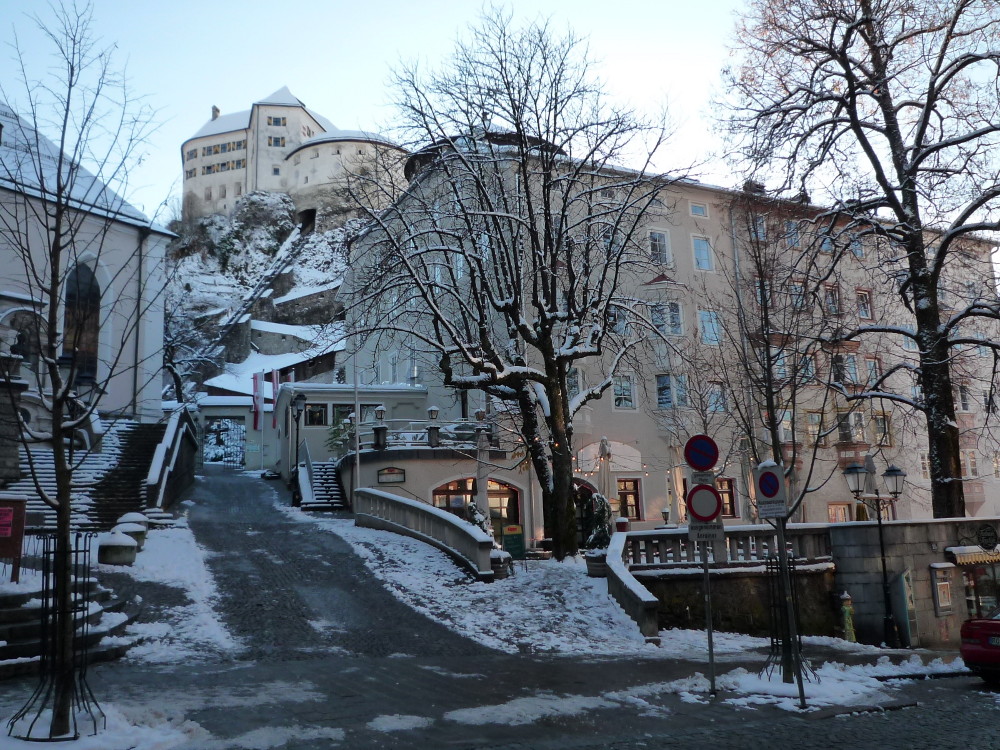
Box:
(946, 545, 1000, 565)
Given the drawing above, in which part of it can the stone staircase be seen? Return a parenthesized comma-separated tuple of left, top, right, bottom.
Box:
(1, 421, 168, 532)
(1, 424, 129, 530)
(85, 422, 167, 530)
(305, 461, 346, 511)
(0, 572, 138, 678)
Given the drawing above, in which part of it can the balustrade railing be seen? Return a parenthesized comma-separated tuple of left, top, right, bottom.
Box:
(621, 524, 832, 570)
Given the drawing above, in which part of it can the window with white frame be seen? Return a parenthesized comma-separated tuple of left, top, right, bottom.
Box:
(994, 452, 1000, 478)
(788, 281, 806, 309)
(649, 231, 672, 265)
(799, 354, 816, 382)
(652, 301, 683, 336)
(267, 136, 285, 147)
(751, 216, 767, 241)
(832, 353, 858, 383)
(784, 220, 800, 247)
(690, 202, 708, 217)
(836, 411, 866, 443)
(698, 309, 721, 345)
(849, 236, 865, 258)
(958, 384, 972, 411)
(856, 290, 872, 319)
(871, 413, 891, 446)
(962, 449, 979, 479)
(707, 382, 727, 412)
(693, 236, 714, 271)
(824, 285, 841, 315)
(778, 410, 794, 442)
(567, 368, 582, 401)
(903, 329, 919, 351)
(718, 478, 738, 517)
(613, 374, 635, 409)
(865, 357, 881, 385)
(608, 306, 628, 335)
(655, 373, 688, 408)
(806, 411, 825, 446)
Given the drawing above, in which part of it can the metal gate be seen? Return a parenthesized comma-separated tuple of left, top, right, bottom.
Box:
(204, 416, 246, 467)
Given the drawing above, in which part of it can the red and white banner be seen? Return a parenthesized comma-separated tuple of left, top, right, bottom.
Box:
(271, 369, 280, 428)
(252, 372, 263, 431)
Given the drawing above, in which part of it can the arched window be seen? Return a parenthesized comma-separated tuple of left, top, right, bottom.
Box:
(63, 264, 100, 380)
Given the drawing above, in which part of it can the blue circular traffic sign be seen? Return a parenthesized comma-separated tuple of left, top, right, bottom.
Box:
(684, 434, 719, 472)
(759, 470, 781, 499)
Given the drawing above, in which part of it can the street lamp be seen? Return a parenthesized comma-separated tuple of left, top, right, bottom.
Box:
(373, 404, 387, 450)
(291, 393, 306, 507)
(426, 405, 440, 448)
(843, 461, 903, 648)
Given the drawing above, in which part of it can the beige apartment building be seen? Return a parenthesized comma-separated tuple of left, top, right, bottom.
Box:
(338, 137, 1000, 548)
(180, 87, 402, 224)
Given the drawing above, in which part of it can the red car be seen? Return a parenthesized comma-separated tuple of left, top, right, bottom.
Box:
(961, 609, 1000, 684)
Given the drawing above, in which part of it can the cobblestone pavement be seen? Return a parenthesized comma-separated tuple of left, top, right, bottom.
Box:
(4, 465, 999, 749)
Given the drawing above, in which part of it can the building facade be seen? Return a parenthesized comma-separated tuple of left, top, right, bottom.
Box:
(0, 102, 169, 426)
(341, 135, 1000, 550)
(180, 87, 403, 223)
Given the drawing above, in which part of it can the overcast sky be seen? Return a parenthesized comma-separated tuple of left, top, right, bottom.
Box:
(1, 0, 746, 220)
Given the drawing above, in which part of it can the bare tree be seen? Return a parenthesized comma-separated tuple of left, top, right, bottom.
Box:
(722, 0, 1000, 518)
(346, 11, 676, 558)
(0, 3, 160, 738)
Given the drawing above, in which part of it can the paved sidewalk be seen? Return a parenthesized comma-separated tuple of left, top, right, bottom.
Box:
(0, 466, 990, 749)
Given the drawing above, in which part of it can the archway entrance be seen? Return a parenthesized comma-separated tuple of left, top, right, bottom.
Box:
(431, 478, 520, 538)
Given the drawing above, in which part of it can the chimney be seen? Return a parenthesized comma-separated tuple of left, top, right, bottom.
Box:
(211, 105, 220, 121)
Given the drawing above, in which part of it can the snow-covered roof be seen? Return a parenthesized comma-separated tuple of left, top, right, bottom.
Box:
(286, 129, 400, 159)
(204, 336, 346, 396)
(188, 110, 251, 140)
(255, 86, 302, 107)
(272, 281, 341, 305)
(186, 87, 336, 143)
(0, 102, 169, 234)
(250, 319, 322, 338)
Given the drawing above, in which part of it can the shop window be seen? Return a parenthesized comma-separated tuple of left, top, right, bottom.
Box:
(718, 478, 737, 517)
(304, 403, 328, 426)
(617, 478, 642, 520)
(828, 503, 852, 523)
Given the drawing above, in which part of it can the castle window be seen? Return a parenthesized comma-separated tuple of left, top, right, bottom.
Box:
(272, 167, 280, 176)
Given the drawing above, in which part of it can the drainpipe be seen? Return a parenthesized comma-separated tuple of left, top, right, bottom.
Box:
(132, 225, 150, 419)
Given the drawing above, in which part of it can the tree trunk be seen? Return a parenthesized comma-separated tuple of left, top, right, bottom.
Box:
(517, 384, 578, 560)
(919, 332, 965, 518)
(50, 433, 76, 738)
(911, 243, 966, 518)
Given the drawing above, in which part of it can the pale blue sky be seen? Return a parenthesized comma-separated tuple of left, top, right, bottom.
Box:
(1, 0, 745, 219)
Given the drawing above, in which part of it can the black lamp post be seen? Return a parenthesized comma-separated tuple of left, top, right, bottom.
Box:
(291, 393, 306, 506)
(373, 404, 387, 450)
(844, 461, 904, 648)
(426, 405, 440, 448)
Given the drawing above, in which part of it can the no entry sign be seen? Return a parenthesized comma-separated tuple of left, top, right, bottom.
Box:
(754, 464, 788, 519)
(684, 434, 719, 472)
(686, 484, 723, 523)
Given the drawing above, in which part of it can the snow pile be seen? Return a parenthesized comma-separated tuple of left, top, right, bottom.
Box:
(97, 517, 242, 663)
(276, 508, 658, 657)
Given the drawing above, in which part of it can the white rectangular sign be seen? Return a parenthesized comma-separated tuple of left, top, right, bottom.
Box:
(688, 520, 725, 542)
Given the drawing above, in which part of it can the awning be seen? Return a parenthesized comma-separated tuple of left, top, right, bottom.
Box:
(946, 545, 1000, 565)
